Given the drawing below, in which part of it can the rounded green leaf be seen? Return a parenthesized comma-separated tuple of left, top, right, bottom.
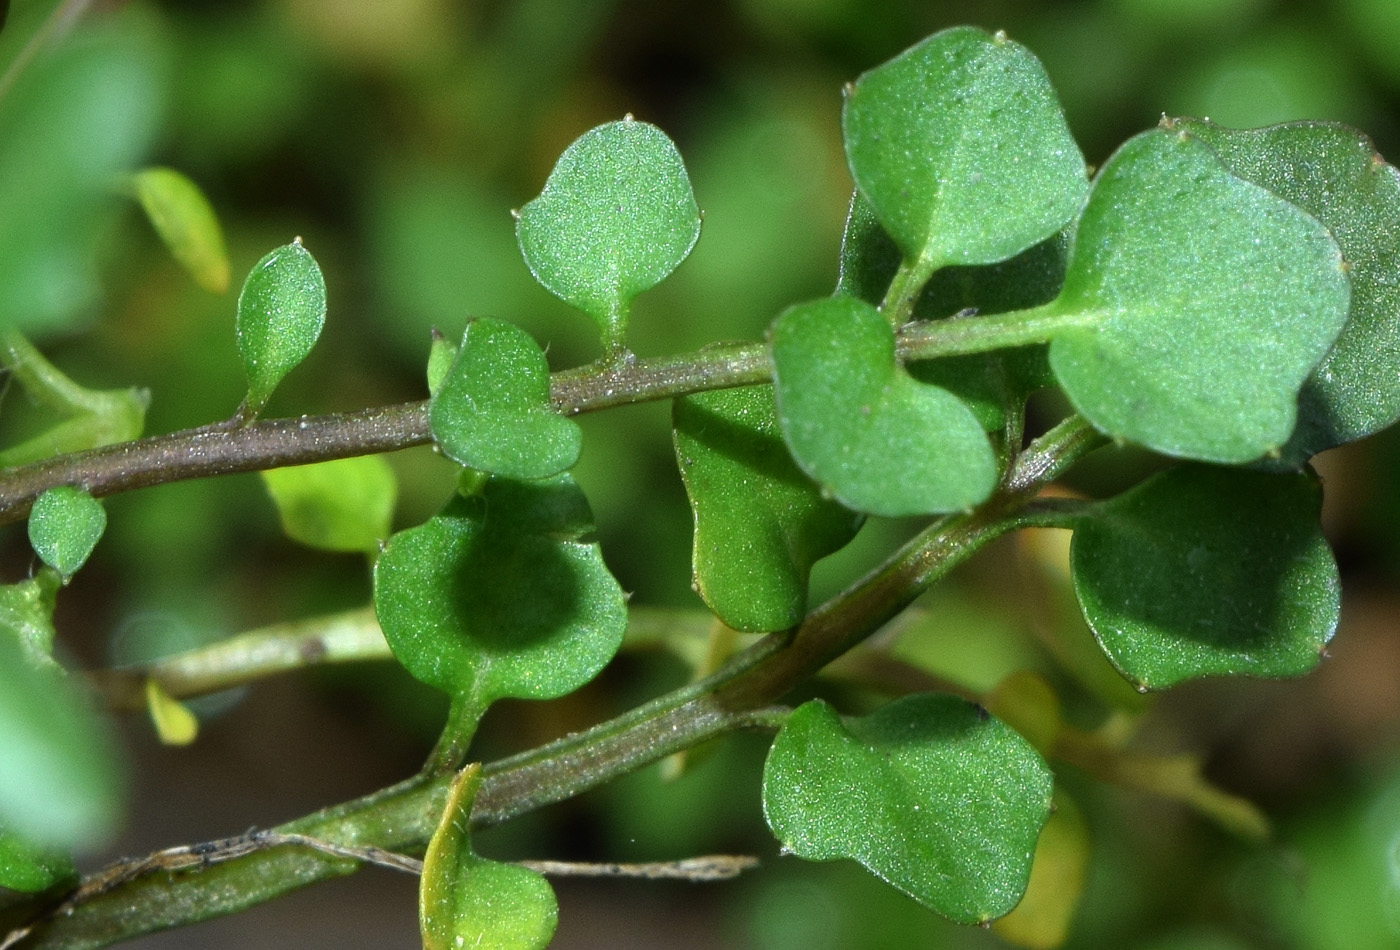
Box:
(1070, 464, 1339, 690)
(421, 765, 557, 950)
(429, 318, 582, 480)
(260, 455, 397, 553)
(673, 385, 863, 632)
(762, 694, 1053, 924)
(770, 295, 998, 517)
(1173, 119, 1400, 465)
(515, 118, 701, 353)
(27, 486, 105, 581)
(130, 166, 230, 294)
(1042, 128, 1351, 463)
(372, 474, 627, 704)
(235, 240, 327, 416)
(0, 826, 76, 894)
(842, 26, 1087, 273)
(836, 189, 1063, 431)
(0, 623, 124, 851)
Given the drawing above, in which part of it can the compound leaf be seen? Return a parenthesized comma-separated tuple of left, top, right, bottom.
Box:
(1175, 118, 1400, 465)
(236, 240, 327, 416)
(770, 295, 997, 516)
(673, 385, 863, 632)
(27, 486, 105, 582)
(1070, 464, 1339, 690)
(763, 694, 1052, 924)
(429, 318, 582, 480)
(373, 474, 627, 706)
(516, 118, 700, 355)
(1040, 128, 1351, 463)
(842, 26, 1087, 278)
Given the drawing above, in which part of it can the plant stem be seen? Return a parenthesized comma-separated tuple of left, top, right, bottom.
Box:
(8, 416, 1104, 950)
(0, 324, 1083, 526)
(86, 605, 725, 712)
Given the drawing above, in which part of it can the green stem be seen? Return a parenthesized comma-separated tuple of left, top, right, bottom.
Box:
(879, 255, 938, 326)
(9, 417, 1104, 950)
(0, 317, 1092, 526)
(897, 303, 1100, 361)
(422, 694, 486, 776)
(86, 605, 724, 712)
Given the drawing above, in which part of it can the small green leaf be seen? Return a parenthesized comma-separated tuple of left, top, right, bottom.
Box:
(1040, 127, 1351, 463)
(372, 474, 627, 705)
(673, 385, 863, 632)
(27, 487, 106, 582)
(235, 240, 327, 416)
(421, 764, 558, 950)
(0, 330, 147, 467)
(515, 117, 701, 354)
(1070, 464, 1339, 690)
(129, 166, 230, 294)
(842, 26, 1087, 279)
(0, 826, 75, 894)
(260, 455, 397, 553)
(1174, 119, 1400, 464)
(770, 295, 998, 516)
(0, 615, 124, 851)
(426, 328, 458, 397)
(762, 694, 1052, 924)
(429, 318, 582, 480)
(144, 678, 198, 746)
(0, 577, 59, 667)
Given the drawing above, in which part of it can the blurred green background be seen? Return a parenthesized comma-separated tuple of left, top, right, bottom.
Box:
(4, 0, 1400, 947)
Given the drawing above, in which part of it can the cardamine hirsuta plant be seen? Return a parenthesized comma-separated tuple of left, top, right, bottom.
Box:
(3, 18, 1399, 950)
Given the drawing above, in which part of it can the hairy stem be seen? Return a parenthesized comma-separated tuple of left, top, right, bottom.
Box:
(9, 415, 1102, 950)
(0, 322, 1071, 525)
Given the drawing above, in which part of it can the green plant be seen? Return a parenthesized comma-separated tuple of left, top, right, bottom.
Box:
(2, 9, 1399, 949)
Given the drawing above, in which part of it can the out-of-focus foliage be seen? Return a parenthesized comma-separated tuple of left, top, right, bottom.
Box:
(4, 0, 1400, 947)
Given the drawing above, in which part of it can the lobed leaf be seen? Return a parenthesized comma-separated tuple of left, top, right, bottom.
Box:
(26, 487, 105, 582)
(260, 455, 397, 554)
(421, 764, 557, 950)
(129, 166, 230, 294)
(673, 385, 863, 632)
(842, 26, 1087, 276)
(429, 318, 582, 480)
(770, 295, 997, 516)
(1070, 464, 1339, 690)
(235, 240, 327, 416)
(372, 474, 627, 705)
(762, 694, 1052, 924)
(1040, 128, 1351, 463)
(1173, 119, 1400, 465)
(515, 118, 700, 354)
